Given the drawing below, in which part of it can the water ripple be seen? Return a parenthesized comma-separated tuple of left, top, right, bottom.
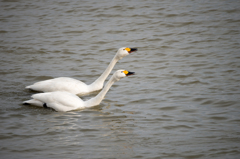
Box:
(0, 0, 240, 158)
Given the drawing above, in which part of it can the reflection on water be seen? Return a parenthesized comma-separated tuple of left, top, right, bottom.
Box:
(1, 0, 240, 158)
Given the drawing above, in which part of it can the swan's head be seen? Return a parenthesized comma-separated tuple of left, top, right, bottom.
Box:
(113, 69, 135, 81)
(116, 47, 138, 60)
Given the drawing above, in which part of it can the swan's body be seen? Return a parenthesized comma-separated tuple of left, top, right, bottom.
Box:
(23, 70, 135, 112)
(26, 47, 137, 95)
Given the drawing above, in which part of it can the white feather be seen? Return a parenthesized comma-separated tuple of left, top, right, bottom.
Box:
(23, 70, 134, 112)
(26, 47, 137, 96)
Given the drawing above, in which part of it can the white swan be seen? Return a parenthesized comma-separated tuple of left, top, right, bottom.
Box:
(26, 47, 137, 95)
(23, 70, 135, 112)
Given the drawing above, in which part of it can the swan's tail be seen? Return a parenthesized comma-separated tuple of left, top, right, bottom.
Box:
(25, 85, 32, 89)
(23, 99, 44, 107)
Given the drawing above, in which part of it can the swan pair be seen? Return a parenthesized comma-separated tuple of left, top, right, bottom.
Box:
(23, 47, 137, 112)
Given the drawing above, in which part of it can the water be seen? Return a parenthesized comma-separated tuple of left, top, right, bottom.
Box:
(1, 0, 240, 158)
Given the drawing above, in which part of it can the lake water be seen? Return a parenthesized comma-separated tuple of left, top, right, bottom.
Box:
(1, 0, 240, 158)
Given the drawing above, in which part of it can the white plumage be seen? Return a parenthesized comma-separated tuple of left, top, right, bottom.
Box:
(23, 70, 135, 112)
(25, 47, 137, 96)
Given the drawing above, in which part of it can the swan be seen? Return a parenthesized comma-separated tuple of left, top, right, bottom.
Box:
(23, 70, 135, 112)
(25, 47, 137, 95)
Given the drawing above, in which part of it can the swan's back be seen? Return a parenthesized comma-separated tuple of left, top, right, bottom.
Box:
(32, 91, 85, 112)
(26, 77, 89, 94)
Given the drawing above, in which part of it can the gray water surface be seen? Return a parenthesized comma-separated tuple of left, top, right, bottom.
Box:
(1, 0, 240, 159)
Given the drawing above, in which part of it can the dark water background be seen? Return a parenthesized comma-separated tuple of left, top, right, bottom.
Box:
(1, 0, 240, 158)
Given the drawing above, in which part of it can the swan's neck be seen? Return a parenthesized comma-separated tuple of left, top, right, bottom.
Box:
(89, 54, 119, 91)
(84, 75, 118, 107)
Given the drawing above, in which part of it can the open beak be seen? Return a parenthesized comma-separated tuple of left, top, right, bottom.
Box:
(128, 48, 138, 53)
(126, 71, 135, 76)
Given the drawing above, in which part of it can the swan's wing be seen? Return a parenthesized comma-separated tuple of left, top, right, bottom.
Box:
(26, 77, 89, 94)
(46, 103, 75, 112)
(31, 92, 85, 112)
